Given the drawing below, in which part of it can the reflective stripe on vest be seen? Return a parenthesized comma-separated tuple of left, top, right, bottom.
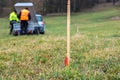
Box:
(20, 9, 29, 20)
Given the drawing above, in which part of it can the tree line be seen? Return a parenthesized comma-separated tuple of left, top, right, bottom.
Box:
(0, 0, 119, 17)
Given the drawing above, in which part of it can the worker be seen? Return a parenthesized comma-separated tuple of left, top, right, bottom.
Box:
(9, 10, 19, 35)
(18, 8, 31, 34)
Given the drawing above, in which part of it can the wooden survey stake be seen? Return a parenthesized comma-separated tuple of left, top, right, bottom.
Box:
(65, 0, 71, 66)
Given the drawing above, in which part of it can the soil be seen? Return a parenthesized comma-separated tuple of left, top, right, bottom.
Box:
(111, 16, 120, 20)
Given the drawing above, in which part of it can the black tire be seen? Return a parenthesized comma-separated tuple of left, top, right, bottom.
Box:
(34, 27, 39, 35)
(13, 31, 19, 36)
(13, 33, 18, 36)
(40, 31, 45, 34)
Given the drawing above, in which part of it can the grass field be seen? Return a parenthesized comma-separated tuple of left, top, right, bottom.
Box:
(0, 7, 120, 80)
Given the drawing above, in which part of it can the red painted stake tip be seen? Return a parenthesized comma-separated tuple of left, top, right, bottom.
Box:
(64, 56, 69, 66)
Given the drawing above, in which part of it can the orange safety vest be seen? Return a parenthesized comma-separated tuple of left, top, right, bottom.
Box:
(20, 9, 30, 20)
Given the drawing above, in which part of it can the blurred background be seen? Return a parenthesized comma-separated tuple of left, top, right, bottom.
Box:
(0, 0, 120, 17)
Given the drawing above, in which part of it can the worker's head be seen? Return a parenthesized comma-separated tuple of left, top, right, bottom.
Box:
(13, 7, 17, 13)
(14, 9, 17, 13)
(25, 7, 28, 10)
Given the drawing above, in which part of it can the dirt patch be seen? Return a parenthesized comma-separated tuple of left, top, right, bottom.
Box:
(111, 16, 120, 20)
(82, 1, 120, 12)
(91, 3, 114, 12)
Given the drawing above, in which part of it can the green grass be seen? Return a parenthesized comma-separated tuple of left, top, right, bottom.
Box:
(0, 7, 120, 80)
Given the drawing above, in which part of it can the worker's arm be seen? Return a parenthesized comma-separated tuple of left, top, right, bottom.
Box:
(18, 11, 21, 19)
(28, 13, 31, 20)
